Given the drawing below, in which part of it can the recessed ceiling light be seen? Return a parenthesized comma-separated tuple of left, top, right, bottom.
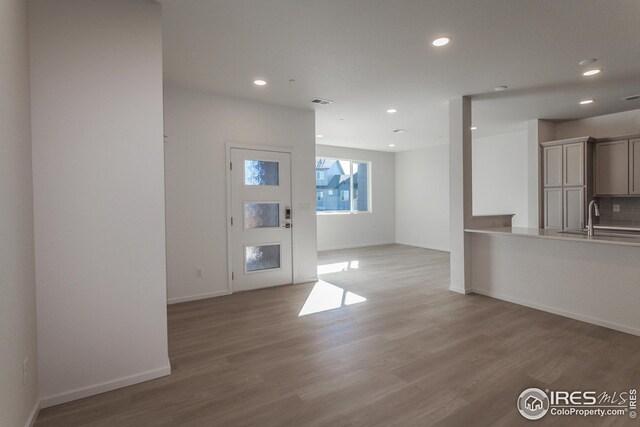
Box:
(470, 126, 478, 130)
(315, 134, 323, 138)
(432, 37, 451, 47)
(579, 58, 597, 66)
(388, 144, 396, 147)
(387, 108, 398, 114)
(579, 99, 594, 105)
(253, 79, 267, 86)
(494, 86, 508, 91)
(582, 69, 602, 77)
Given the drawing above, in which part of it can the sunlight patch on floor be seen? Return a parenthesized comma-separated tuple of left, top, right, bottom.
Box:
(298, 280, 366, 316)
(317, 260, 359, 275)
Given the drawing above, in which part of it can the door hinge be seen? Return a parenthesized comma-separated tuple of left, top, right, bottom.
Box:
(232, 272, 234, 280)
(231, 217, 234, 226)
(230, 162, 233, 170)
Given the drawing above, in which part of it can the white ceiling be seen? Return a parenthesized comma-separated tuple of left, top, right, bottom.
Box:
(160, 0, 640, 151)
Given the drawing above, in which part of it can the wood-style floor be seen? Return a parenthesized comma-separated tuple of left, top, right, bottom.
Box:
(36, 244, 640, 426)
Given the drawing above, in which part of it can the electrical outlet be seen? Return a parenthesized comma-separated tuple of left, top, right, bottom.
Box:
(613, 204, 620, 213)
(22, 357, 29, 386)
(195, 268, 203, 279)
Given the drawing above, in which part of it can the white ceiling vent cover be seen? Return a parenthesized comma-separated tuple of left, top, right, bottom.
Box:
(311, 98, 334, 105)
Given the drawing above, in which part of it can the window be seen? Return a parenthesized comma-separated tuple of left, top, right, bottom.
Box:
(315, 157, 370, 213)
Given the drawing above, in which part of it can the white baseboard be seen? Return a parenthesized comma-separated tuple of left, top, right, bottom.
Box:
(472, 288, 640, 337)
(24, 400, 40, 427)
(40, 360, 171, 409)
(317, 241, 395, 252)
(449, 286, 470, 295)
(294, 277, 318, 284)
(167, 290, 231, 304)
(394, 240, 450, 253)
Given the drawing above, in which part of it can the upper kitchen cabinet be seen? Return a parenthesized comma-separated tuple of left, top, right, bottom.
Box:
(563, 142, 584, 186)
(630, 138, 640, 195)
(595, 140, 629, 196)
(543, 145, 563, 187)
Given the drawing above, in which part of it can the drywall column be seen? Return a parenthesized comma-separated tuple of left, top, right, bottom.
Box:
(30, 0, 170, 407)
(449, 97, 473, 293)
(526, 119, 556, 228)
(0, 0, 39, 425)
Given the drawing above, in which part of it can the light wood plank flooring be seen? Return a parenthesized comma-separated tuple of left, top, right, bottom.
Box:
(36, 244, 640, 426)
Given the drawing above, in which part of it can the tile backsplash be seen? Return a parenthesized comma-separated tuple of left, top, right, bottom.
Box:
(598, 197, 640, 222)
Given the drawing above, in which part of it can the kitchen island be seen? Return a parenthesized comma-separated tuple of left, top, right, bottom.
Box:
(465, 226, 640, 336)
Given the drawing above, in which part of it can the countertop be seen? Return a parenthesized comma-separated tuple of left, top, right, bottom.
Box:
(465, 227, 640, 248)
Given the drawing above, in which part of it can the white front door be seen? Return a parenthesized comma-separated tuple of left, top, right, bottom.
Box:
(230, 148, 293, 292)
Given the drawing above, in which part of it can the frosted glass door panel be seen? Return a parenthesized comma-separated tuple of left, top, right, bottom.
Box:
(244, 203, 280, 229)
(245, 244, 281, 272)
(244, 160, 279, 186)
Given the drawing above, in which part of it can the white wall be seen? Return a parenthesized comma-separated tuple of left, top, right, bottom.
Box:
(316, 145, 395, 251)
(472, 129, 529, 227)
(555, 109, 640, 140)
(30, 0, 169, 406)
(396, 144, 450, 252)
(164, 85, 317, 304)
(0, 0, 39, 425)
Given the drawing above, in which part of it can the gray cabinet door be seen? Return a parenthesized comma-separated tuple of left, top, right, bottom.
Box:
(595, 140, 629, 195)
(544, 188, 563, 229)
(544, 146, 563, 187)
(563, 142, 584, 186)
(630, 138, 640, 195)
(564, 187, 585, 231)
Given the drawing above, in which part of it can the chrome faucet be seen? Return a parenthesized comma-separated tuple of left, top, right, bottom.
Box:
(587, 200, 600, 236)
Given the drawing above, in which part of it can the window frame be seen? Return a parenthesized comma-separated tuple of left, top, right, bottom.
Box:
(315, 156, 372, 215)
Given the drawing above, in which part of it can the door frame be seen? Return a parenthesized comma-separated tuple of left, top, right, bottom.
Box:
(225, 143, 294, 293)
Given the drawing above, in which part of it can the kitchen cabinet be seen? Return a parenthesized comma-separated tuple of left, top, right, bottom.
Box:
(564, 187, 585, 230)
(630, 138, 640, 195)
(563, 143, 584, 186)
(595, 140, 629, 196)
(541, 137, 593, 231)
(543, 145, 563, 187)
(544, 188, 563, 229)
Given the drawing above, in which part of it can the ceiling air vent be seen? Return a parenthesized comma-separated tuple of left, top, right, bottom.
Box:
(311, 98, 334, 106)
(623, 94, 640, 101)
(392, 129, 407, 133)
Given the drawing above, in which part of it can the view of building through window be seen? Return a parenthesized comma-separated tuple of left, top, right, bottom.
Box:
(315, 157, 369, 212)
